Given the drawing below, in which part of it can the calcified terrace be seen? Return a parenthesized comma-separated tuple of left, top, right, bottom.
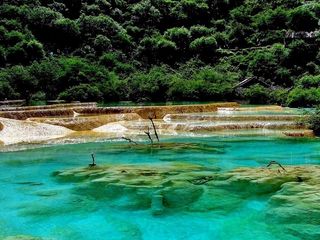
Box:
(0, 102, 313, 147)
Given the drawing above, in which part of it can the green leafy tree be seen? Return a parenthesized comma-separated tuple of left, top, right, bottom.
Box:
(58, 84, 103, 102)
(2, 66, 38, 102)
(164, 27, 190, 50)
(287, 88, 320, 107)
(289, 7, 319, 31)
(190, 36, 217, 60)
(244, 84, 270, 104)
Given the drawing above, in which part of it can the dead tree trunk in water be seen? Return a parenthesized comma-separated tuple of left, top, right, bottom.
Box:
(149, 117, 159, 142)
(89, 153, 96, 167)
(144, 127, 153, 145)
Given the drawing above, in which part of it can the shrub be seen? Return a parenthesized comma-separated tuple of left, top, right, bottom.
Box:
(305, 107, 320, 136)
(99, 52, 119, 68)
(296, 75, 320, 88)
(244, 84, 270, 104)
(190, 36, 217, 59)
(289, 7, 319, 31)
(0, 80, 19, 100)
(58, 84, 103, 101)
(0, 47, 6, 67)
(270, 88, 288, 105)
(164, 27, 190, 49)
(0, 66, 38, 102)
(127, 66, 172, 101)
(94, 35, 112, 54)
(287, 88, 320, 107)
(4, 31, 25, 46)
(190, 25, 212, 39)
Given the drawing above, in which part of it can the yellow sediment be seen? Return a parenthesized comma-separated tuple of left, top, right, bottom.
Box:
(282, 130, 314, 137)
(0, 109, 75, 120)
(164, 114, 303, 122)
(217, 105, 283, 112)
(28, 113, 142, 131)
(0, 102, 97, 111)
(0, 102, 239, 120)
(75, 102, 240, 119)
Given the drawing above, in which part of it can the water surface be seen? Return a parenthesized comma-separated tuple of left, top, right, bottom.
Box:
(1, 136, 319, 239)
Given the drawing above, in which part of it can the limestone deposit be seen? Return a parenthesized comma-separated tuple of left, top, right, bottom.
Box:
(76, 102, 239, 119)
(54, 163, 320, 238)
(29, 113, 142, 131)
(0, 117, 73, 145)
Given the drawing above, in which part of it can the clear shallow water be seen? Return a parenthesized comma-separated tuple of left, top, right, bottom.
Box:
(1, 136, 320, 240)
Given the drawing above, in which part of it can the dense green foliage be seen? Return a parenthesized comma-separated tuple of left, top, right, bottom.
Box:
(0, 0, 319, 105)
(305, 107, 320, 136)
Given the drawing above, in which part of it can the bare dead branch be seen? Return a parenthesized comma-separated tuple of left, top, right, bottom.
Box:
(266, 160, 286, 172)
(144, 127, 153, 145)
(122, 136, 138, 145)
(89, 153, 96, 167)
(149, 116, 159, 142)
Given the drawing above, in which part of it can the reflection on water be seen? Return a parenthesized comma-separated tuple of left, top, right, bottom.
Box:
(1, 136, 320, 239)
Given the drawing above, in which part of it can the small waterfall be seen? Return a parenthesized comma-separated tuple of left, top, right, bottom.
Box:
(29, 113, 142, 131)
(0, 103, 311, 146)
(0, 117, 73, 145)
(73, 111, 80, 118)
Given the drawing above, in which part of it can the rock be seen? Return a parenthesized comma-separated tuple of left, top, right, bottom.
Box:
(213, 165, 320, 231)
(3, 235, 45, 240)
(151, 194, 164, 215)
(54, 163, 218, 211)
(188, 187, 243, 213)
(162, 184, 204, 208)
(284, 224, 320, 240)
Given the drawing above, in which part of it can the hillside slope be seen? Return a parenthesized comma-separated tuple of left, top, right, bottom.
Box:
(0, 0, 319, 105)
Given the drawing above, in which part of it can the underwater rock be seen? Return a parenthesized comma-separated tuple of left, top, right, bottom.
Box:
(151, 194, 164, 215)
(110, 142, 223, 154)
(54, 163, 219, 212)
(266, 181, 320, 224)
(18, 194, 97, 218)
(3, 235, 45, 240)
(188, 187, 244, 213)
(213, 165, 320, 233)
(212, 166, 316, 195)
(162, 184, 204, 208)
(283, 224, 320, 240)
(54, 163, 320, 227)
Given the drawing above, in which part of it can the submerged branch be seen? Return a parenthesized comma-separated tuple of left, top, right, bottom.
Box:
(266, 160, 286, 172)
(144, 127, 153, 145)
(121, 136, 138, 145)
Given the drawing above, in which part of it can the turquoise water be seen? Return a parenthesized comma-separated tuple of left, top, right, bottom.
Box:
(1, 136, 320, 239)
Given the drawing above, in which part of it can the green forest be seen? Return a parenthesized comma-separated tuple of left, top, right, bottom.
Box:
(0, 0, 319, 106)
